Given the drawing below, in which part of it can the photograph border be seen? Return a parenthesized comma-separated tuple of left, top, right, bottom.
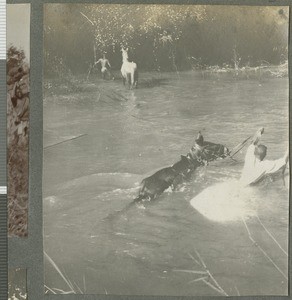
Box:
(3, 0, 292, 299)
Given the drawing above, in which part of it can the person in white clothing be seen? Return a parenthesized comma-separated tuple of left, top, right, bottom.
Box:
(240, 127, 289, 186)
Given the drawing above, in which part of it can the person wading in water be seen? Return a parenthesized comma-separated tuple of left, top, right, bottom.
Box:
(95, 53, 114, 80)
(240, 127, 289, 186)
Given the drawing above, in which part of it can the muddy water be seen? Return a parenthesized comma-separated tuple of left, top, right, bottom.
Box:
(43, 71, 289, 296)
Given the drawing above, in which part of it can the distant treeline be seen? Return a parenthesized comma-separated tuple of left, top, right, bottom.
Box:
(44, 4, 288, 76)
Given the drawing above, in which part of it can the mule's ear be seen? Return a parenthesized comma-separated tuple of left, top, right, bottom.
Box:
(197, 131, 204, 141)
(195, 131, 204, 146)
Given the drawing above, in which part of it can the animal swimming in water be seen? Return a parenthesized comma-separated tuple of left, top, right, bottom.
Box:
(104, 133, 230, 221)
(121, 48, 138, 89)
(133, 155, 194, 202)
(134, 133, 230, 202)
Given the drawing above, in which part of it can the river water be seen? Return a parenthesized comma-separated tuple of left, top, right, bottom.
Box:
(43, 71, 289, 296)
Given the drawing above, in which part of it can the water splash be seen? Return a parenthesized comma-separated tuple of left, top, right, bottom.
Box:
(190, 180, 257, 222)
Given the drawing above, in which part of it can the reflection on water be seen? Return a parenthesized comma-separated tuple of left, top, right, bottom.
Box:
(44, 72, 289, 296)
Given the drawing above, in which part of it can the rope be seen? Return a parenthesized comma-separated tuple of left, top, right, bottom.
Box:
(44, 134, 87, 150)
(230, 136, 252, 158)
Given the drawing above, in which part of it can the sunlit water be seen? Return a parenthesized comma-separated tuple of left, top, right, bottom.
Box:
(43, 71, 289, 296)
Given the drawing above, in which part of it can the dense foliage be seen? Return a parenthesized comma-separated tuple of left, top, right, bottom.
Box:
(7, 45, 29, 237)
(44, 5, 288, 75)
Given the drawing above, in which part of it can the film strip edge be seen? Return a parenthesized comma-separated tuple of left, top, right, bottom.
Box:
(0, 0, 7, 299)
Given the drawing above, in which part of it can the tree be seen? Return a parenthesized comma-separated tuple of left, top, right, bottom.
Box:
(44, 4, 288, 75)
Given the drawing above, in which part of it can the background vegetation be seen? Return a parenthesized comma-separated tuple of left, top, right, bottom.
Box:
(44, 5, 288, 76)
(7, 46, 29, 237)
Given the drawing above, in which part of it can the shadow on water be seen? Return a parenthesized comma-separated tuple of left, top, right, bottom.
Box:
(137, 77, 169, 89)
(103, 190, 168, 225)
(103, 200, 138, 223)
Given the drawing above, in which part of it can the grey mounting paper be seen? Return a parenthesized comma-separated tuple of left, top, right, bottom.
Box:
(0, 0, 5, 60)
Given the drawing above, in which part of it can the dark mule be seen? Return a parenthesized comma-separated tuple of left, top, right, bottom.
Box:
(134, 155, 193, 202)
(134, 134, 229, 202)
(104, 133, 229, 222)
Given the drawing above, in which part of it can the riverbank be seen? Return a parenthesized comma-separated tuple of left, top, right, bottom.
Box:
(44, 63, 288, 97)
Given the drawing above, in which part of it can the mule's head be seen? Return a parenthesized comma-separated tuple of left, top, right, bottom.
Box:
(188, 134, 230, 164)
(121, 48, 129, 60)
(201, 142, 230, 161)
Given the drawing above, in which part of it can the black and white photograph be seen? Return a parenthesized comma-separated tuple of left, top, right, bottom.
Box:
(7, 4, 30, 237)
(43, 4, 289, 296)
(8, 268, 27, 300)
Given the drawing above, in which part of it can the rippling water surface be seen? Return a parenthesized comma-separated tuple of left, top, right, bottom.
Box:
(44, 71, 289, 296)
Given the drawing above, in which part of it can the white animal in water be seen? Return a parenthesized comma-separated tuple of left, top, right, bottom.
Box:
(121, 48, 138, 89)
